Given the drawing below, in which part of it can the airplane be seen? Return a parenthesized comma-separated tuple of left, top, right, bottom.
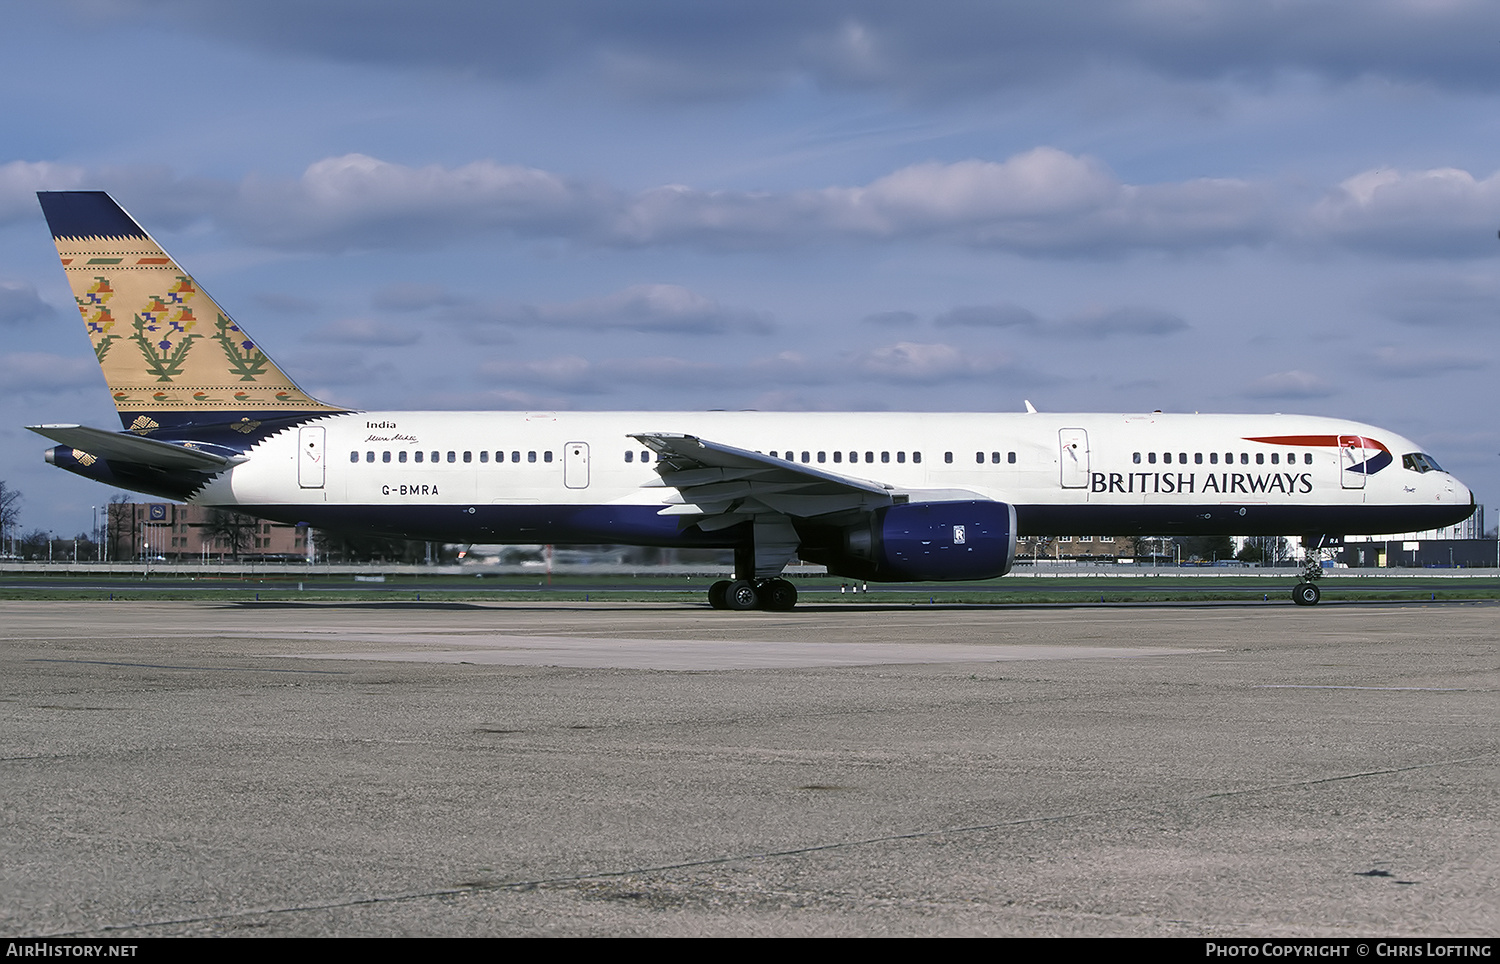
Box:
(27, 191, 1477, 610)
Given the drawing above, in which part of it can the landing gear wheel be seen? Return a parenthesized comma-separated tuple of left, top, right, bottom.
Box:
(1292, 582, 1321, 606)
(707, 580, 731, 610)
(724, 579, 760, 611)
(760, 578, 798, 611)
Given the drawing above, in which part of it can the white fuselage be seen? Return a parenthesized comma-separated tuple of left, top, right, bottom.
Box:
(196, 410, 1472, 543)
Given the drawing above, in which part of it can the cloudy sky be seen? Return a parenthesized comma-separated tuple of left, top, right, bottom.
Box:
(2, 0, 1497, 538)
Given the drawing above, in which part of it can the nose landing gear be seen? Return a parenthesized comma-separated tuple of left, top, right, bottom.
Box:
(1293, 535, 1341, 605)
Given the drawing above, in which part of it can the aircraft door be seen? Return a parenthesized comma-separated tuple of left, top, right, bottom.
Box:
(1338, 435, 1368, 490)
(564, 441, 590, 489)
(1059, 428, 1089, 489)
(298, 425, 325, 489)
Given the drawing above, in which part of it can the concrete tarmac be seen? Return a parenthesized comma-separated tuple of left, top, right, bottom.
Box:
(1, 599, 1495, 937)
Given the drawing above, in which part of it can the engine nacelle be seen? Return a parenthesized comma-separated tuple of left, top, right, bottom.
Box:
(811, 500, 1017, 582)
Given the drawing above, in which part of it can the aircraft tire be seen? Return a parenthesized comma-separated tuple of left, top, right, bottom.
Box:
(724, 579, 760, 611)
(760, 578, 798, 611)
(708, 580, 731, 609)
(1292, 582, 1321, 606)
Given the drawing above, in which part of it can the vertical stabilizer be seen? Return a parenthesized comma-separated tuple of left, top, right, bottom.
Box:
(37, 191, 344, 432)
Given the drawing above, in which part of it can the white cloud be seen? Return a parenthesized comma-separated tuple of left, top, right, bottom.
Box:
(0, 352, 99, 393)
(1311, 167, 1500, 256)
(1363, 346, 1487, 378)
(1372, 274, 1499, 327)
(0, 161, 86, 224)
(84, 2, 1500, 100)
(1051, 306, 1189, 338)
(0, 282, 56, 326)
(307, 317, 422, 347)
(850, 342, 1016, 383)
(455, 284, 772, 335)
(1244, 370, 1336, 399)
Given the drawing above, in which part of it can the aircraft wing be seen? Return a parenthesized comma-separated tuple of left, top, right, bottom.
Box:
(27, 424, 236, 471)
(632, 432, 893, 531)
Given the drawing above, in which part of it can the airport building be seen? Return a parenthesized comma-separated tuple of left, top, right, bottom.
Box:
(1337, 505, 1496, 568)
(106, 502, 308, 563)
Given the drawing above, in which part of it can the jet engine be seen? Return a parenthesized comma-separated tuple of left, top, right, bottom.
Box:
(805, 500, 1017, 582)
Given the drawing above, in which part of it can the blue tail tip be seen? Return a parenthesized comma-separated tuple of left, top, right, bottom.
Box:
(37, 191, 147, 240)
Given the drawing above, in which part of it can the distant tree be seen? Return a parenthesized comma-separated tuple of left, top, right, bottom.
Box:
(1177, 535, 1234, 563)
(0, 480, 20, 553)
(200, 509, 259, 561)
(1237, 536, 1288, 565)
(19, 529, 51, 559)
(313, 529, 453, 564)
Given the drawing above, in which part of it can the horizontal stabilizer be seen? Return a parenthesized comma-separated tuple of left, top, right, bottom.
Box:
(27, 424, 236, 471)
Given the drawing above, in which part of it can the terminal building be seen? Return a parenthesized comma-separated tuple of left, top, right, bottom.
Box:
(106, 502, 307, 563)
(1336, 506, 1495, 568)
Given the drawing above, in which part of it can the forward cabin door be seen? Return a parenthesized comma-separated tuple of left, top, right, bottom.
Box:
(1059, 428, 1089, 490)
(298, 425, 326, 489)
(564, 441, 590, 489)
(1338, 435, 1368, 490)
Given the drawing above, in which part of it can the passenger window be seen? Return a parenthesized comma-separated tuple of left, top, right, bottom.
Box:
(896, 452, 905, 463)
(1007, 452, 1015, 464)
(1195, 453, 1203, 464)
(1271, 453, 1279, 465)
(976, 452, 984, 464)
(415, 451, 424, 463)
(365, 451, 374, 463)
(431, 451, 439, 463)
(382, 451, 391, 463)
(1133, 452, 1141, 464)
(463, 451, 472, 463)
(943, 452, 952, 463)
(398, 451, 407, 463)
(865, 452, 873, 463)
(349, 451, 358, 463)
(1240, 453, 1248, 464)
(1209, 453, 1217, 464)
(1255, 453, 1264, 465)
(1163, 453, 1171, 464)
(1304, 453, 1312, 465)
(544, 451, 553, 463)
(817, 452, 826, 463)
(1148, 452, 1157, 464)
(850, 452, 858, 463)
(512, 451, 521, 463)
(528, 451, 537, 463)
(881, 452, 890, 463)
(802, 451, 810, 463)
(991, 452, 1000, 464)
(1179, 453, 1186, 463)
(913, 452, 922, 464)
(625, 451, 633, 463)
(447, 451, 456, 463)
(833, 451, 842, 463)
(642, 451, 651, 462)
(480, 451, 488, 463)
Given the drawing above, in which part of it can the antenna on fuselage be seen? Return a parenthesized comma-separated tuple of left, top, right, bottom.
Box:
(1024, 400, 1038, 413)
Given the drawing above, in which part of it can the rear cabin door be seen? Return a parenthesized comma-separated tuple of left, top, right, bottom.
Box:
(1059, 428, 1089, 489)
(563, 441, 590, 489)
(298, 425, 325, 489)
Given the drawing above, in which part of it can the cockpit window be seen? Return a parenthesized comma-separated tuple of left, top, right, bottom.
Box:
(1402, 452, 1444, 474)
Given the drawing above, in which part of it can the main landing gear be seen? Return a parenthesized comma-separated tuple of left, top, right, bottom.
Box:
(707, 577, 799, 611)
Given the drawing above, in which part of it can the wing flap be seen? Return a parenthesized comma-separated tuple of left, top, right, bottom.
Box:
(631, 432, 893, 527)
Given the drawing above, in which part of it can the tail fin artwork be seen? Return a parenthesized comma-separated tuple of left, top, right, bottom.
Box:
(36, 191, 345, 434)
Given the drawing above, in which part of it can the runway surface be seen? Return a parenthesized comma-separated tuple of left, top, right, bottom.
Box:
(2, 600, 1495, 936)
